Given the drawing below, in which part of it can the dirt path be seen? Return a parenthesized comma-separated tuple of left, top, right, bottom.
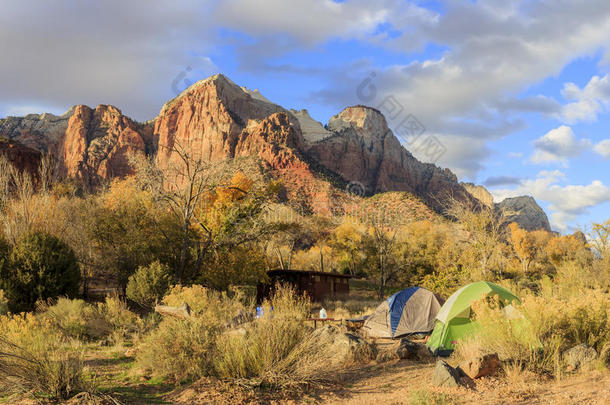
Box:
(317, 360, 610, 405)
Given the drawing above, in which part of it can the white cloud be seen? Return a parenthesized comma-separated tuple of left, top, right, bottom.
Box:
(531, 126, 590, 164)
(593, 139, 610, 158)
(491, 170, 610, 232)
(561, 74, 610, 123)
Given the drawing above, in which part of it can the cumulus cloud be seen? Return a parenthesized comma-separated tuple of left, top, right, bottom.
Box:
(307, 1, 610, 178)
(594, 139, 610, 158)
(531, 126, 591, 164)
(491, 170, 610, 232)
(561, 74, 610, 123)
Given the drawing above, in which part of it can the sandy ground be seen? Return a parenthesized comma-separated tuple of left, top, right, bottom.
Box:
(168, 359, 610, 405)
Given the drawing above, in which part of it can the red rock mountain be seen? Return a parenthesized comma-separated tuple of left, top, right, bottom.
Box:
(0, 73, 550, 228)
(0, 105, 153, 186)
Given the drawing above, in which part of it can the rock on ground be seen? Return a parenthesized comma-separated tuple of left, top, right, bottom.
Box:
(430, 360, 473, 388)
(458, 353, 500, 379)
(564, 344, 598, 371)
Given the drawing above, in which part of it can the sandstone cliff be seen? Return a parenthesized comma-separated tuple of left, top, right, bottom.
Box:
(0, 73, 550, 224)
(306, 106, 476, 211)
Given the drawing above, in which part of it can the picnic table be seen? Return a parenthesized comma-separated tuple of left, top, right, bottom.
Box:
(307, 317, 342, 328)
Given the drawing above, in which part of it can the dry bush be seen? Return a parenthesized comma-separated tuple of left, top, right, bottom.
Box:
(136, 316, 222, 383)
(40, 298, 109, 340)
(214, 285, 345, 389)
(136, 285, 246, 382)
(162, 284, 247, 323)
(39, 297, 141, 343)
(0, 313, 87, 400)
(98, 296, 142, 343)
(322, 295, 379, 319)
(0, 337, 86, 400)
(454, 289, 610, 374)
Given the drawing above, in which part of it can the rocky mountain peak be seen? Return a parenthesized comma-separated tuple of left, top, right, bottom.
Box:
(497, 195, 551, 231)
(328, 105, 390, 142)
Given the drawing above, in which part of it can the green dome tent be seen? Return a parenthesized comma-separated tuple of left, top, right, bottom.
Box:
(426, 281, 520, 356)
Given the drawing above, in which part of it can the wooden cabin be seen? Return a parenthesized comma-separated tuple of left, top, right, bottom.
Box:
(257, 270, 351, 303)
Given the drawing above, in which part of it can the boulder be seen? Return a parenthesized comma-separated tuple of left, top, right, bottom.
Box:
(564, 344, 598, 371)
(430, 360, 465, 388)
(312, 324, 377, 363)
(458, 353, 500, 379)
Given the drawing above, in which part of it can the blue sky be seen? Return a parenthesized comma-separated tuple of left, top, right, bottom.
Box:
(1, 0, 610, 232)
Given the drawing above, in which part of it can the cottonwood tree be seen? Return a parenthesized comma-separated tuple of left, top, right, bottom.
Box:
(130, 143, 216, 283)
(131, 145, 284, 286)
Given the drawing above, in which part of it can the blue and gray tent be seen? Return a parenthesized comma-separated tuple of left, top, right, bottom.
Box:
(363, 287, 442, 339)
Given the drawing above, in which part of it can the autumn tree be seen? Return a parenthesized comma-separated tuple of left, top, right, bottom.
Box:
(329, 216, 366, 276)
(508, 223, 537, 273)
(90, 178, 174, 292)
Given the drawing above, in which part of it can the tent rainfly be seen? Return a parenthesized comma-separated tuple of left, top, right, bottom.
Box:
(363, 287, 442, 339)
(426, 281, 520, 356)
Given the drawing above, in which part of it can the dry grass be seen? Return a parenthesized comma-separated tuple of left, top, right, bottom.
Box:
(454, 287, 610, 375)
(408, 388, 457, 405)
(321, 293, 379, 319)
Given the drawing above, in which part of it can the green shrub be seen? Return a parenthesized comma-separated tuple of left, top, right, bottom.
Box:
(1, 232, 81, 313)
(126, 261, 172, 308)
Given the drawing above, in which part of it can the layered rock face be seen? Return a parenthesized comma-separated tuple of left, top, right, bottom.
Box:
(60, 105, 152, 185)
(462, 182, 551, 231)
(0, 73, 550, 225)
(306, 106, 475, 210)
(497, 196, 551, 231)
(154, 75, 339, 212)
(155, 74, 296, 172)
